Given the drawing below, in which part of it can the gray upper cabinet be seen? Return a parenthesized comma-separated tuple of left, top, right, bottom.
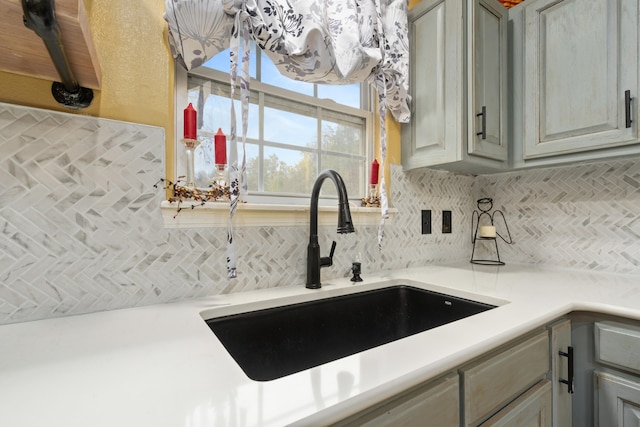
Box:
(471, 0, 508, 162)
(511, 0, 640, 167)
(402, 0, 508, 174)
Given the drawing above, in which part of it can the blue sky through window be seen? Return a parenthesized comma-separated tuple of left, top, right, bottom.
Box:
(202, 44, 361, 109)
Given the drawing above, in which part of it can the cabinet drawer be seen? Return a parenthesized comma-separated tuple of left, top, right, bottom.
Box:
(462, 331, 550, 426)
(595, 321, 640, 374)
(335, 372, 459, 427)
(480, 380, 552, 427)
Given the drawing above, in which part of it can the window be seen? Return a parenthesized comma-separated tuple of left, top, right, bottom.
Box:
(178, 42, 374, 203)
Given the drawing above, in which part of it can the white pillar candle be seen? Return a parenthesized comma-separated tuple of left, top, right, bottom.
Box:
(479, 225, 496, 238)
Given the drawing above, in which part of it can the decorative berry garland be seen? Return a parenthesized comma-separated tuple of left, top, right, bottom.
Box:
(154, 177, 232, 218)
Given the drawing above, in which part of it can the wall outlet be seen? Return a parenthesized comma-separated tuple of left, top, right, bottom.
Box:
(421, 210, 432, 234)
(442, 210, 452, 233)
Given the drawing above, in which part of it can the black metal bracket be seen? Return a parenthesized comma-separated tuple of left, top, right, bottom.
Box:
(476, 106, 487, 140)
(625, 90, 633, 129)
(22, 0, 94, 109)
(559, 346, 575, 394)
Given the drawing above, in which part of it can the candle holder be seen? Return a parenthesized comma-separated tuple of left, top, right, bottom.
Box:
(180, 138, 200, 189)
(211, 164, 228, 187)
(361, 183, 381, 207)
(209, 164, 230, 201)
(470, 198, 513, 265)
(369, 184, 378, 199)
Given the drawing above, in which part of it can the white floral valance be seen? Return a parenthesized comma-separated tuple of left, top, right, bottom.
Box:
(164, 0, 410, 123)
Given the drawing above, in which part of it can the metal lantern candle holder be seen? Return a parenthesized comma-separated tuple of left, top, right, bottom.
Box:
(471, 198, 513, 265)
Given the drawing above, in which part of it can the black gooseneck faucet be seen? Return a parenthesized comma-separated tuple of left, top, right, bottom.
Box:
(306, 170, 355, 289)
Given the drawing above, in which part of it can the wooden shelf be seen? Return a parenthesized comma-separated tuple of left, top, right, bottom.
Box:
(161, 201, 396, 229)
(0, 0, 101, 89)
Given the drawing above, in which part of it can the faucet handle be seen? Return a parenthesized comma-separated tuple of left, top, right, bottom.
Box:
(320, 241, 337, 267)
(329, 240, 336, 259)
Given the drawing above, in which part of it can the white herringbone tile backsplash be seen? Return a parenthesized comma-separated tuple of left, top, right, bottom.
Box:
(2, 102, 638, 325)
(0, 103, 472, 325)
(474, 160, 640, 274)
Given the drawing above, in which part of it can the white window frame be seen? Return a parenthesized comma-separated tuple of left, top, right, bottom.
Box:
(174, 62, 375, 206)
(164, 62, 395, 229)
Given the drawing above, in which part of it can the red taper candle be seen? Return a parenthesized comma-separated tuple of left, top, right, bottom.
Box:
(370, 159, 379, 185)
(214, 128, 227, 165)
(184, 103, 197, 139)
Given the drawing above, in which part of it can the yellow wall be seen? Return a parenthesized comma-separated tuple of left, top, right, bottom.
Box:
(0, 0, 175, 181)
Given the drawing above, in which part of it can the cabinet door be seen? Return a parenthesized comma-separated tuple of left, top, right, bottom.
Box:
(481, 380, 552, 427)
(595, 371, 640, 427)
(522, 0, 639, 159)
(469, 0, 507, 161)
(403, 0, 463, 169)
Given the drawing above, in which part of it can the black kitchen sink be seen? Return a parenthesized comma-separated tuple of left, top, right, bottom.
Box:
(205, 285, 496, 381)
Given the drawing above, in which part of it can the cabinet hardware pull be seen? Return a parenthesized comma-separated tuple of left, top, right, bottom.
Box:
(476, 106, 486, 140)
(559, 346, 574, 394)
(625, 90, 633, 128)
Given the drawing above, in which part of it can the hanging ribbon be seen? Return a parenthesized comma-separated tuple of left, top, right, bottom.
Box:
(371, 0, 390, 249)
(376, 87, 389, 249)
(226, 9, 250, 278)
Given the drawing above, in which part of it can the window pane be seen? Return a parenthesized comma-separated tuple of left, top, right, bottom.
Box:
(242, 143, 260, 192)
(194, 136, 215, 188)
(264, 107, 317, 148)
(321, 120, 363, 155)
(318, 84, 361, 108)
(200, 46, 257, 78)
(321, 154, 363, 198)
(263, 147, 317, 194)
(261, 51, 314, 96)
(202, 94, 259, 140)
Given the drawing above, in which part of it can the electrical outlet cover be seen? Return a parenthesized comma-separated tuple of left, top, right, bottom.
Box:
(421, 210, 432, 234)
(442, 210, 452, 234)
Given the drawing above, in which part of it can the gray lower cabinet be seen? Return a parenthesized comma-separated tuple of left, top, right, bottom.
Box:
(336, 314, 640, 426)
(336, 324, 568, 427)
(402, 0, 508, 174)
(510, 0, 640, 168)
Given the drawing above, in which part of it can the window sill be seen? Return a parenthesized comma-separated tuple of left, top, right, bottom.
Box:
(160, 201, 396, 228)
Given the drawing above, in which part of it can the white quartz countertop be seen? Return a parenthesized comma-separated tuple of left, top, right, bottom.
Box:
(1, 263, 639, 426)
